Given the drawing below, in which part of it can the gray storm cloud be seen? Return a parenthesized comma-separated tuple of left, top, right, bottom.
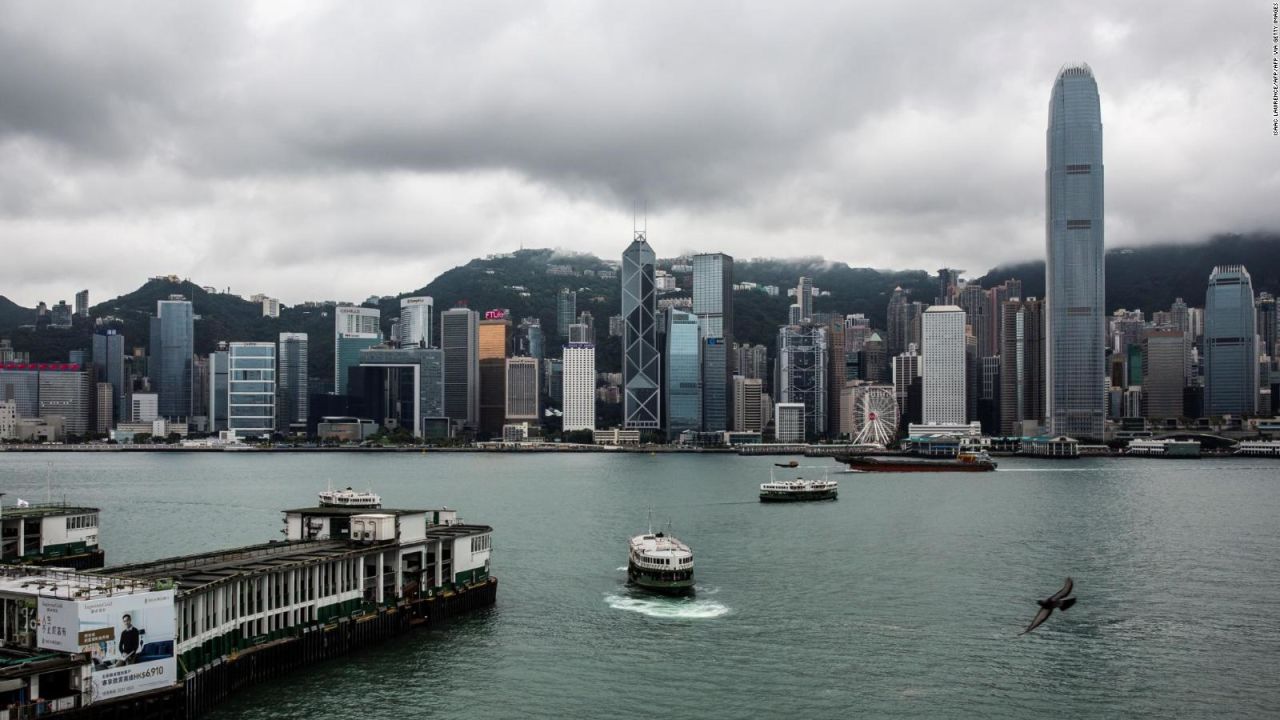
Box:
(0, 0, 1274, 305)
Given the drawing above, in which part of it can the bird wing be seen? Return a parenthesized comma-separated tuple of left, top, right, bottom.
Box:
(1049, 577, 1073, 602)
(1020, 607, 1053, 635)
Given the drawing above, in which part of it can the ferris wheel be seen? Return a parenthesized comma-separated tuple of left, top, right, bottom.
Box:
(852, 386, 899, 447)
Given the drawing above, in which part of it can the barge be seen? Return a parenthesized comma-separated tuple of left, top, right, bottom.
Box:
(836, 450, 997, 472)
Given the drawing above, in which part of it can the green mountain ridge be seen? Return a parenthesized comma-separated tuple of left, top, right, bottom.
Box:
(2, 233, 1278, 378)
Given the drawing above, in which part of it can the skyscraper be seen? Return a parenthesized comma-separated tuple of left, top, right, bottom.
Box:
(398, 296, 433, 348)
(1204, 265, 1258, 416)
(922, 306, 966, 425)
(1257, 292, 1277, 360)
(277, 332, 309, 433)
(334, 306, 381, 395)
(777, 324, 828, 439)
(664, 309, 701, 437)
(622, 231, 661, 430)
(795, 277, 813, 322)
(441, 308, 479, 428)
(693, 253, 733, 431)
(227, 342, 276, 439)
(557, 288, 577, 341)
(74, 290, 89, 318)
(936, 269, 962, 305)
(1142, 329, 1187, 420)
(892, 344, 921, 420)
(1046, 63, 1106, 439)
(562, 343, 596, 432)
(732, 375, 764, 433)
(505, 356, 539, 424)
(92, 329, 125, 422)
(348, 345, 446, 437)
(999, 299, 1046, 435)
(478, 315, 511, 436)
(208, 344, 229, 432)
(886, 287, 910, 356)
(150, 297, 194, 419)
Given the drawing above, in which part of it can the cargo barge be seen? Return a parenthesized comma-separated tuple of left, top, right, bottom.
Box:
(836, 450, 997, 472)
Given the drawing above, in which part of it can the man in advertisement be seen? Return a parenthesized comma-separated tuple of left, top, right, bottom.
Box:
(118, 613, 141, 664)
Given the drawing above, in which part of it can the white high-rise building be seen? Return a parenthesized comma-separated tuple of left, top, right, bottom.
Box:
(774, 402, 806, 443)
(398, 296, 434, 348)
(228, 342, 276, 439)
(563, 343, 596, 432)
(922, 306, 967, 425)
(131, 393, 159, 423)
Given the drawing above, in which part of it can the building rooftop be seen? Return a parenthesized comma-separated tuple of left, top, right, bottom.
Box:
(0, 565, 150, 601)
(105, 539, 387, 594)
(424, 524, 493, 540)
(0, 503, 99, 521)
(281, 506, 433, 518)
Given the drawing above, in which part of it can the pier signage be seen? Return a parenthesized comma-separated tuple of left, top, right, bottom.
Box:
(37, 590, 177, 700)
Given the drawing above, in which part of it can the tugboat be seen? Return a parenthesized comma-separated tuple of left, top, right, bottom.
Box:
(627, 524, 695, 596)
(317, 485, 382, 508)
(836, 449, 997, 473)
(759, 466, 839, 502)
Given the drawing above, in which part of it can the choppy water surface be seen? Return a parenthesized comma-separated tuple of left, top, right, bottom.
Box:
(2, 453, 1278, 718)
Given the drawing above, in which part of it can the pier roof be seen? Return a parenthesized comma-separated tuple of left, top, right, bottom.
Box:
(103, 539, 392, 594)
(0, 565, 151, 600)
(281, 506, 432, 517)
(424, 523, 493, 540)
(0, 503, 99, 520)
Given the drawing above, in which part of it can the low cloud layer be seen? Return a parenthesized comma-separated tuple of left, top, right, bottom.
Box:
(0, 0, 1275, 306)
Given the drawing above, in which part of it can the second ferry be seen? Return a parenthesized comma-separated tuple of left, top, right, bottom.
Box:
(759, 466, 839, 502)
(627, 527, 695, 596)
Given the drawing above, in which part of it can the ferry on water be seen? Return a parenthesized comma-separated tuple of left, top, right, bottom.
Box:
(836, 450, 998, 473)
(759, 466, 838, 502)
(627, 527, 695, 596)
(318, 485, 383, 508)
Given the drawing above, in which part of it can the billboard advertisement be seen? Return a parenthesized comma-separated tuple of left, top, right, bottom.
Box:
(38, 589, 177, 701)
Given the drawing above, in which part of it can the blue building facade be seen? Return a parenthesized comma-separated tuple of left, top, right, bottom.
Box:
(1204, 265, 1258, 416)
(664, 309, 701, 438)
(149, 298, 194, 419)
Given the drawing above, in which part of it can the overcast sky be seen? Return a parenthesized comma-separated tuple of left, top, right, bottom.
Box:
(1, 1, 1276, 306)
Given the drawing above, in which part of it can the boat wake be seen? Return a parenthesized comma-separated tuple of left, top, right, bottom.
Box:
(604, 593, 730, 620)
(615, 566, 628, 572)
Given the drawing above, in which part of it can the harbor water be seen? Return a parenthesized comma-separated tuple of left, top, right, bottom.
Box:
(2, 453, 1278, 718)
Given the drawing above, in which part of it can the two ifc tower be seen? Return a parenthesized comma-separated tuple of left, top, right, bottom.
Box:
(1046, 63, 1106, 440)
(619, 64, 1109, 441)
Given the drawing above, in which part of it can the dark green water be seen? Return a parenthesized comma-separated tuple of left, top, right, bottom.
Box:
(3, 453, 1278, 718)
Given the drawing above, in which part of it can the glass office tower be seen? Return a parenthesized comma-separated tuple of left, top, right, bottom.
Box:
(1204, 265, 1258, 416)
(441, 307, 479, 429)
(149, 298, 194, 419)
(664, 309, 702, 438)
(1046, 63, 1106, 439)
(622, 231, 661, 430)
(228, 342, 276, 438)
(277, 332, 309, 433)
(92, 329, 126, 422)
(693, 253, 733, 432)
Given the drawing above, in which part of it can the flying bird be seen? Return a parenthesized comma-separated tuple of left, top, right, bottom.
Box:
(1020, 577, 1076, 635)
